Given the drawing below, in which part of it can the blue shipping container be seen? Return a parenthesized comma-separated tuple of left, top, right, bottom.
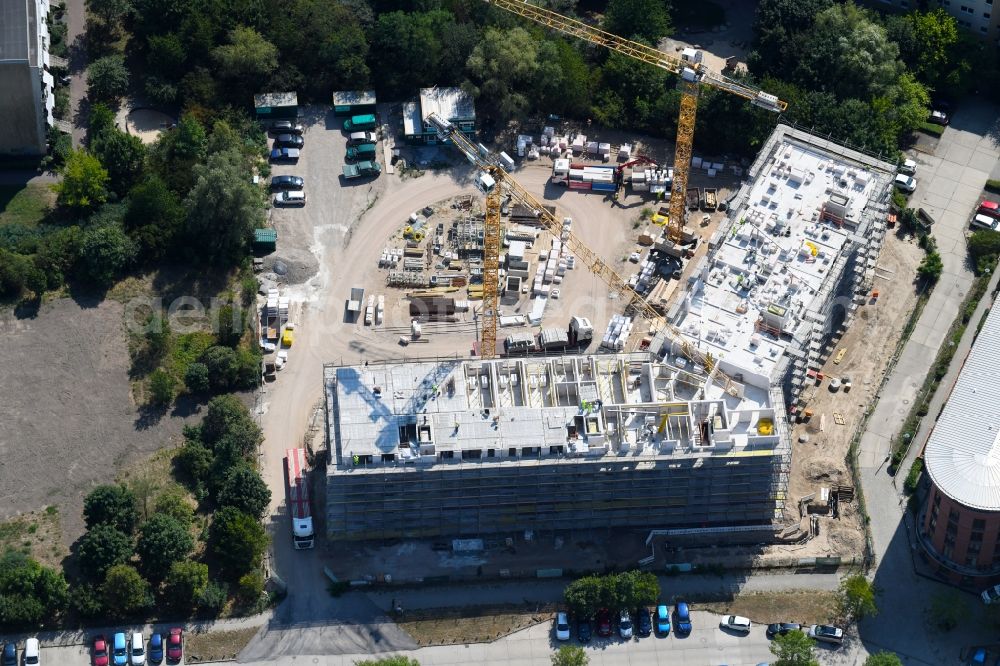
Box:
(592, 182, 616, 192)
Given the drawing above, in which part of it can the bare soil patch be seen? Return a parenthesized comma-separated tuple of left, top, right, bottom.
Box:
(399, 605, 554, 646)
(186, 627, 260, 663)
(699, 590, 838, 626)
(0, 298, 198, 545)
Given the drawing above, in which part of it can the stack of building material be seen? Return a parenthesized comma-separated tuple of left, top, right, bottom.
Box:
(528, 295, 548, 324)
(375, 295, 385, 325)
(278, 295, 289, 322)
(379, 248, 402, 268)
(561, 217, 572, 242)
(601, 314, 634, 351)
(571, 134, 586, 154)
(636, 258, 657, 292)
(619, 143, 632, 161)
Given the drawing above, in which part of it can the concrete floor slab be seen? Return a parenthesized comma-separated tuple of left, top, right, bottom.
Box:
(925, 174, 959, 198)
(942, 142, 975, 165)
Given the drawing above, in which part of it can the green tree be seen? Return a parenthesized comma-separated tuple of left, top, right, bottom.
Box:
(79, 223, 136, 287)
(176, 441, 214, 495)
(217, 463, 271, 518)
(929, 590, 970, 631)
(614, 570, 660, 609)
(197, 579, 228, 613)
(864, 652, 903, 666)
(125, 175, 184, 262)
(83, 484, 139, 533)
(87, 103, 117, 141)
(77, 524, 133, 580)
(146, 32, 186, 79)
(209, 507, 268, 577)
(770, 630, 818, 666)
(184, 362, 211, 394)
(749, 0, 832, 79)
(148, 368, 175, 405)
(86, 0, 133, 27)
(564, 575, 606, 617)
(163, 560, 209, 611)
(837, 573, 878, 621)
(370, 10, 472, 99)
(69, 583, 105, 618)
(466, 27, 544, 125)
(551, 645, 588, 666)
(604, 0, 670, 42)
(212, 27, 278, 85)
(897, 10, 959, 90)
(54, 149, 108, 212)
(128, 470, 160, 521)
(153, 488, 194, 525)
(591, 50, 672, 135)
(136, 514, 193, 580)
(200, 345, 239, 391)
(0, 250, 36, 298)
(89, 128, 146, 196)
(917, 250, 944, 284)
(216, 304, 245, 347)
(102, 564, 152, 617)
(968, 230, 1000, 261)
(183, 148, 263, 263)
(199, 394, 263, 462)
(88, 54, 130, 103)
(0, 552, 69, 626)
(149, 113, 207, 193)
(237, 570, 265, 601)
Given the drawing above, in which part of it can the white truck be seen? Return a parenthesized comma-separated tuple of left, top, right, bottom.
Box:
(284, 448, 314, 549)
(346, 287, 364, 318)
(569, 316, 594, 346)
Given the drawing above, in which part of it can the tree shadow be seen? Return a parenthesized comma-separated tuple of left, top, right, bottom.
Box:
(13, 297, 40, 319)
(134, 403, 167, 430)
(170, 393, 205, 419)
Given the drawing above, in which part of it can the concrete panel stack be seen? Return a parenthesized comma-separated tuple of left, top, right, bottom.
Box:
(601, 315, 634, 351)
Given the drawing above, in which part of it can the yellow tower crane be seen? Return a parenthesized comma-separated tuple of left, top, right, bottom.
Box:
(426, 113, 740, 396)
(484, 0, 786, 243)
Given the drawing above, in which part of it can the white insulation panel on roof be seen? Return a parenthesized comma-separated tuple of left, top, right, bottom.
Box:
(925, 306, 1000, 511)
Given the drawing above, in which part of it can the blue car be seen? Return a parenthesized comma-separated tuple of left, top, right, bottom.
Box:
(149, 632, 164, 664)
(112, 632, 128, 666)
(674, 601, 692, 635)
(2, 643, 16, 666)
(655, 604, 671, 635)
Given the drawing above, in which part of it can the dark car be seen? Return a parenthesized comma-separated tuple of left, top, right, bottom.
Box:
(166, 628, 183, 664)
(928, 110, 949, 126)
(269, 147, 299, 162)
(274, 134, 304, 149)
(766, 622, 802, 638)
(270, 120, 304, 135)
(596, 608, 613, 637)
(635, 607, 652, 637)
(148, 633, 163, 664)
(270, 175, 305, 191)
(576, 617, 592, 643)
(1, 643, 15, 666)
(674, 601, 692, 635)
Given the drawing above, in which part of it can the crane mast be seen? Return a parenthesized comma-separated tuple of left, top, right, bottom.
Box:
(426, 113, 740, 396)
(484, 0, 785, 243)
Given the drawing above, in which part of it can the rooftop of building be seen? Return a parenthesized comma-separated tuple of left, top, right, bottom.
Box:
(672, 126, 893, 386)
(402, 100, 422, 137)
(332, 90, 376, 106)
(325, 352, 788, 471)
(419, 86, 475, 121)
(253, 91, 298, 109)
(0, 0, 38, 64)
(925, 305, 1000, 511)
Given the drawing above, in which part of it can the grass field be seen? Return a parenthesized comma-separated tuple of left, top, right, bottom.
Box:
(699, 590, 838, 626)
(0, 183, 54, 228)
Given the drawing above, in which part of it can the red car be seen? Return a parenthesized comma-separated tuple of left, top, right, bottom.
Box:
(92, 635, 109, 666)
(596, 608, 613, 637)
(166, 628, 183, 664)
(979, 200, 1000, 219)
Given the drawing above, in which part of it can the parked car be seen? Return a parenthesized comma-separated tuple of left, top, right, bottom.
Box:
(129, 632, 145, 665)
(148, 633, 163, 665)
(1, 643, 15, 666)
(576, 617, 592, 643)
(765, 622, 802, 638)
(596, 608, 612, 637)
(112, 633, 128, 666)
(807, 624, 844, 645)
(269, 147, 299, 162)
(555, 612, 571, 641)
(347, 131, 377, 146)
(894, 173, 917, 193)
(899, 158, 917, 175)
(166, 628, 183, 664)
(270, 120, 304, 135)
(720, 615, 752, 633)
(618, 609, 633, 639)
(635, 607, 652, 637)
(274, 190, 306, 207)
(674, 601, 692, 635)
(24, 638, 39, 665)
(979, 200, 1000, 219)
(655, 605, 671, 636)
(270, 175, 304, 191)
(92, 635, 109, 666)
(274, 134, 304, 149)
(928, 110, 950, 126)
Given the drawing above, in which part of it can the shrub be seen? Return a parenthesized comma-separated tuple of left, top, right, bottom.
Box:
(985, 179, 1000, 194)
(198, 580, 229, 613)
(904, 458, 924, 495)
(148, 368, 175, 405)
(918, 122, 945, 136)
(184, 362, 210, 393)
(101, 564, 152, 618)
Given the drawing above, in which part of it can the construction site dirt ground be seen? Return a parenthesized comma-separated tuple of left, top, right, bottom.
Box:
(780, 230, 926, 560)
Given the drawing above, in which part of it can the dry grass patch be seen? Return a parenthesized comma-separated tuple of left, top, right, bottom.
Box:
(399, 605, 554, 646)
(699, 590, 838, 626)
(185, 627, 260, 663)
(0, 506, 67, 568)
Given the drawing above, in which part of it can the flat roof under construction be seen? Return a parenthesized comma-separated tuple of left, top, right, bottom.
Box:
(325, 352, 788, 470)
(672, 126, 893, 386)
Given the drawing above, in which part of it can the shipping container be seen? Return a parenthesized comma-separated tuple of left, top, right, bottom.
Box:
(569, 180, 591, 190)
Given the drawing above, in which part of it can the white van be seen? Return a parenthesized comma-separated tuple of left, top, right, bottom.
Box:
(24, 638, 39, 665)
(274, 190, 306, 207)
(972, 213, 1000, 230)
(129, 632, 144, 665)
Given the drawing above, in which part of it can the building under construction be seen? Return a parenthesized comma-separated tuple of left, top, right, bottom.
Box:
(324, 352, 790, 541)
(323, 124, 896, 543)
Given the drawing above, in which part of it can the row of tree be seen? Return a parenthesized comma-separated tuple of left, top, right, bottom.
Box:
(563, 570, 659, 617)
